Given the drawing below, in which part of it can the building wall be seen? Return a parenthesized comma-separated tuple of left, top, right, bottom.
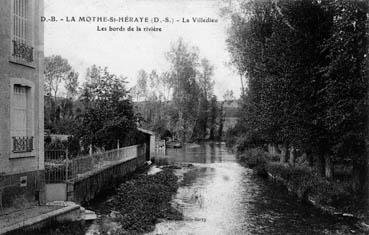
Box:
(0, 0, 44, 205)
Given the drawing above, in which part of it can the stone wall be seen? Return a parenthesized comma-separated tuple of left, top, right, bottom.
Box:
(66, 154, 146, 204)
(2, 170, 45, 208)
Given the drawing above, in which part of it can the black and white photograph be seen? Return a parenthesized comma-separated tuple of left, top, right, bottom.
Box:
(0, 0, 368, 234)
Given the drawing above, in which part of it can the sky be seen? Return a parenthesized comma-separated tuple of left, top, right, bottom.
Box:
(44, 0, 240, 99)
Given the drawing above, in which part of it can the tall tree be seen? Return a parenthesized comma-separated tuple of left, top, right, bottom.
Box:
(209, 95, 219, 140)
(158, 72, 173, 101)
(226, 0, 368, 192)
(44, 55, 72, 100)
(319, 0, 368, 189)
(65, 71, 79, 99)
(136, 70, 148, 101)
(166, 38, 201, 142)
(195, 58, 215, 139)
(44, 55, 74, 132)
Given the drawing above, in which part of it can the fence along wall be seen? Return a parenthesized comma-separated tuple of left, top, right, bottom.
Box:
(67, 154, 146, 204)
(45, 144, 147, 203)
(45, 145, 144, 183)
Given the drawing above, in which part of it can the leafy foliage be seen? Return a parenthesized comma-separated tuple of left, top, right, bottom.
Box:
(134, 39, 224, 142)
(226, 0, 368, 190)
(77, 66, 138, 151)
(102, 169, 182, 233)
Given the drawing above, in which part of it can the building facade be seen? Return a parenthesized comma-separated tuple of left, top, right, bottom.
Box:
(0, 0, 45, 207)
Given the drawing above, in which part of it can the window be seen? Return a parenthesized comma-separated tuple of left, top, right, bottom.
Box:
(12, 0, 33, 63)
(12, 85, 33, 153)
(13, 86, 27, 137)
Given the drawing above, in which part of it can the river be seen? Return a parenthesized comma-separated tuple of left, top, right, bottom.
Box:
(148, 142, 360, 235)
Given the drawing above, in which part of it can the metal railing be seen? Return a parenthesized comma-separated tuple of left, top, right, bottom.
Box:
(45, 149, 69, 183)
(12, 40, 34, 62)
(12, 136, 33, 153)
(45, 144, 146, 183)
(45, 149, 68, 162)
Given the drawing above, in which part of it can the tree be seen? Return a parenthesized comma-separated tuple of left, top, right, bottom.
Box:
(132, 39, 220, 142)
(218, 90, 235, 140)
(194, 58, 215, 140)
(149, 70, 159, 91)
(318, 0, 368, 188)
(225, 0, 368, 193)
(218, 101, 225, 141)
(44, 55, 75, 133)
(135, 69, 148, 101)
(223, 90, 234, 103)
(65, 71, 79, 99)
(158, 72, 174, 101)
(166, 38, 201, 142)
(78, 65, 138, 150)
(44, 55, 72, 99)
(209, 96, 219, 140)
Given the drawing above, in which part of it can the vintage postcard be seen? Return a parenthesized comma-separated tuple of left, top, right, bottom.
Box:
(0, 0, 368, 234)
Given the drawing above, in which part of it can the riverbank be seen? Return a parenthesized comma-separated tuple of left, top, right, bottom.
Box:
(10, 166, 182, 235)
(237, 148, 369, 233)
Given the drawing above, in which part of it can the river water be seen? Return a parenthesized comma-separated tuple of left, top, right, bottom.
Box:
(148, 142, 359, 235)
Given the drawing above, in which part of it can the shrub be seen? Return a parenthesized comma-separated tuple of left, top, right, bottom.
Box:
(235, 132, 265, 152)
(239, 148, 269, 176)
(44, 136, 81, 158)
(266, 162, 353, 208)
(102, 169, 182, 233)
(45, 138, 67, 150)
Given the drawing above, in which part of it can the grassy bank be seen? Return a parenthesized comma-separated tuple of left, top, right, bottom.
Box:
(238, 148, 361, 216)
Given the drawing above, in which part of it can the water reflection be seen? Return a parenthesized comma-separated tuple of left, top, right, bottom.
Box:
(160, 142, 230, 164)
(150, 142, 357, 235)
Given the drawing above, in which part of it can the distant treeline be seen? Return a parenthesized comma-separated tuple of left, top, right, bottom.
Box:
(44, 38, 237, 154)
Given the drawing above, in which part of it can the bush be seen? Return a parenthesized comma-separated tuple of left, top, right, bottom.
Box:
(45, 138, 67, 150)
(266, 162, 353, 208)
(44, 136, 81, 158)
(101, 168, 182, 233)
(238, 148, 269, 176)
(235, 132, 265, 152)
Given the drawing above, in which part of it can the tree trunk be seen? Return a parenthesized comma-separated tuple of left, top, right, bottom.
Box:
(268, 144, 277, 155)
(280, 148, 286, 163)
(324, 155, 333, 179)
(289, 146, 295, 166)
(352, 159, 368, 197)
(317, 154, 325, 177)
(306, 152, 314, 167)
(280, 145, 288, 164)
(240, 74, 245, 96)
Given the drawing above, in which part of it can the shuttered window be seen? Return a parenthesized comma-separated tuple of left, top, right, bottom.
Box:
(12, 0, 33, 62)
(13, 0, 31, 44)
(13, 85, 27, 137)
(12, 85, 34, 153)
